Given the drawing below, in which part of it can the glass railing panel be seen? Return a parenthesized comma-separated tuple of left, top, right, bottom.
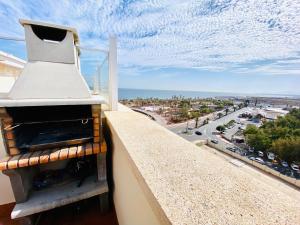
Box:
(78, 47, 109, 104)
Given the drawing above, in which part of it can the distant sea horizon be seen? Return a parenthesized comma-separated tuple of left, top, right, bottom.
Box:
(119, 88, 300, 100)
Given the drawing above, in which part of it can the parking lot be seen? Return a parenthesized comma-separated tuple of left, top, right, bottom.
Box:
(217, 142, 300, 180)
(169, 107, 300, 180)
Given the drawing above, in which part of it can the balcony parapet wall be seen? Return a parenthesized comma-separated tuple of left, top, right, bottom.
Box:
(105, 106, 300, 225)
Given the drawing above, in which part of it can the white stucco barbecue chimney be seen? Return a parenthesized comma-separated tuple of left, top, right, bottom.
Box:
(8, 19, 91, 99)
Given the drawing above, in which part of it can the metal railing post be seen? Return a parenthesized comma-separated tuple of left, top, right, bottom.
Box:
(108, 37, 118, 110)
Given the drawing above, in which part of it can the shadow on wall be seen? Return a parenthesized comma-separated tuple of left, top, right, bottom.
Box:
(0, 132, 15, 204)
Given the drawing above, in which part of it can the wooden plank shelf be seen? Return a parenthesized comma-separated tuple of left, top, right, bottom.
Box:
(11, 175, 108, 219)
(0, 141, 107, 171)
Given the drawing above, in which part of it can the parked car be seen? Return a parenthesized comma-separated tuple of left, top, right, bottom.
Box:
(239, 151, 247, 156)
(255, 157, 265, 164)
(233, 146, 239, 151)
(283, 170, 295, 178)
(258, 151, 264, 157)
(291, 163, 299, 171)
(211, 139, 218, 144)
(281, 161, 289, 168)
(235, 139, 244, 143)
(266, 161, 273, 167)
(195, 131, 202, 135)
(249, 156, 256, 161)
(267, 152, 275, 160)
(248, 147, 254, 153)
(226, 147, 235, 152)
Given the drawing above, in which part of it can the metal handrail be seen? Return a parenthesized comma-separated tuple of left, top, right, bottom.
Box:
(3, 118, 94, 131)
(0, 36, 25, 42)
(0, 35, 109, 53)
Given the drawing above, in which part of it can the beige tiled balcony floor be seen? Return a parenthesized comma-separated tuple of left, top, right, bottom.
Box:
(0, 197, 118, 225)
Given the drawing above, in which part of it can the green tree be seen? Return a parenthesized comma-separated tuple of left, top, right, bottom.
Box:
(244, 124, 258, 135)
(180, 102, 189, 119)
(272, 137, 300, 163)
(245, 99, 250, 106)
(217, 112, 223, 119)
(225, 108, 229, 115)
(244, 109, 300, 160)
(216, 125, 225, 133)
(200, 107, 212, 114)
(203, 118, 209, 125)
(238, 103, 244, 109)
(216, 103, 224, 110)
(225, 120, 235, 128)
(245, 130, 271, 152)
(191, 111, 200, 128)
(221, 100, 234, 106)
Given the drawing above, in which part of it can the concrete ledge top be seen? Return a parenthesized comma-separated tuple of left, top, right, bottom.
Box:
(0, 95, 106, 107)
(105, 111, 300, 225)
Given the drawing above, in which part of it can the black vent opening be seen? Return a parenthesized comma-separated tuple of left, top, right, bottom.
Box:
(31, 24, 67, 42)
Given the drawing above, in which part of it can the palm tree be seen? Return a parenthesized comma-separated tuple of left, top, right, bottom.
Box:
(203, 118, 209, 125)
(217, 112, 223, 118)
(191, 111, 200, 128)
(180, 103, 189, 119)
(225, 108, 229, 115)
(245, 99, 250, 106)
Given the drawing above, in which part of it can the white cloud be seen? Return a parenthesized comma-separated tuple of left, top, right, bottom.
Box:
(0, 0, 299, 75)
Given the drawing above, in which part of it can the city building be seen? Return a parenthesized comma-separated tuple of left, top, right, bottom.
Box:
(0, 51, 26, 96)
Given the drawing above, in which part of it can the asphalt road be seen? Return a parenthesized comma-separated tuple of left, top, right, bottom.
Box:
(169, 107, 250, 145)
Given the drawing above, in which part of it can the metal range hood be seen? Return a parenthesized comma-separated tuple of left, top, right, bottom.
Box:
(8, 19, 91, 100)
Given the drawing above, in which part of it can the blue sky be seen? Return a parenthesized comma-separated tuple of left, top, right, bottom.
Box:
(0, 0, 300, 95)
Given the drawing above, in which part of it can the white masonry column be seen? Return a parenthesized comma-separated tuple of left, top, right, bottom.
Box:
(108, 37, 118, 111)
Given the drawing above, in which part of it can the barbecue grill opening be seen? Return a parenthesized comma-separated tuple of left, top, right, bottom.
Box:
(31, 24, 67, 42)
(5, 105, 94, 152)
